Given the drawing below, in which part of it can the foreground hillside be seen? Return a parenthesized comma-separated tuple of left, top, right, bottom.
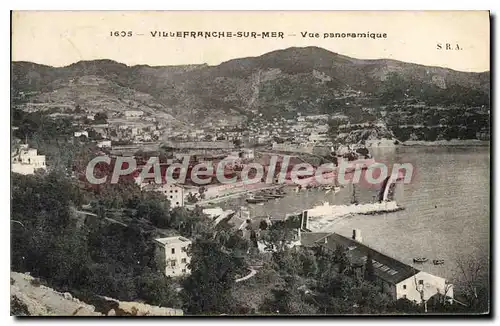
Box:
(11, 272, 102, 316)
(11, 272, 184, 316)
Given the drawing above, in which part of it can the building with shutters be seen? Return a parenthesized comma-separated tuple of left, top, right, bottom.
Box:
(154, 236, 192, 277)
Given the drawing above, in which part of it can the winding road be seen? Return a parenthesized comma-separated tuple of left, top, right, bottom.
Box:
(235, 268, 257, 283)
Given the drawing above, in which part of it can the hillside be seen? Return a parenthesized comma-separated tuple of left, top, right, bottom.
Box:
(12, 46, 490, 126)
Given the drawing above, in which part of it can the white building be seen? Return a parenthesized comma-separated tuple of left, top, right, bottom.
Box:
(11, 145, 46, 175)
(241, 148, 255, 160)
(97, 140, 112, 148)
(139, 182, 189, 208)
(154, 236, 192, 277)
(301, 231, 454, 304)
(308, 132, 329, 144)
(74, 131, 89, 138)
(155, 184, 186, 208)
(124, 110, 144, 118)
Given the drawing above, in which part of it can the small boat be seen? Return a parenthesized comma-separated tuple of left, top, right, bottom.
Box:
(277, 189, 287, 195)
(259, 192, 276, 200)
(258, 190, 284, 199)
(267, 192, 285, 199)
(246, 195, 268, 204)
(433, 259, 445, 265)
(413, 257, 428, 263)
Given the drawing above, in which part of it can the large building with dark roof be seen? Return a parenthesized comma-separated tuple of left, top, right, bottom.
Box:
(301, 231, 453, 304)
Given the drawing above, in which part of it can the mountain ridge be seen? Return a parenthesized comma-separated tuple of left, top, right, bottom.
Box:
(13, 46, 490, 74)
(12, 46, 490, 125)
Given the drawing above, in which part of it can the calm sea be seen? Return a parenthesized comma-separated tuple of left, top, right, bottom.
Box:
(223, 146, 490, 281)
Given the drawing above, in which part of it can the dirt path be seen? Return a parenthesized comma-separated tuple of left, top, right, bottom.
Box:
(235, 268, 257, 283)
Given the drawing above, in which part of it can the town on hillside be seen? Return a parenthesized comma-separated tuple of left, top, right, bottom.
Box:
(10, 11, 490, 318)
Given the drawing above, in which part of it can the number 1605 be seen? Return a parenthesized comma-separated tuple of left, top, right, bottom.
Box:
(110, 31, 132, 37)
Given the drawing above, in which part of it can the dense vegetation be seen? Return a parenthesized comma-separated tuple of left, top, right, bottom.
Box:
(386, 106, 490, 142)
(11, 172, 183, 307)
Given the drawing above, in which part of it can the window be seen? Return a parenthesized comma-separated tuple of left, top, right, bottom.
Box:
(403, 285, 407, 290)
(182, 269, 186, 273)
(171, 248, 175, 254)
(176, 202, 179, 205)
(170, 196, 173, 199)
(403, 295, 407, 299)
(175, 190, 178, 193)
(171, 260, 176, 267)
(418, 280, 423, 285)
(181, 258, 187, 263)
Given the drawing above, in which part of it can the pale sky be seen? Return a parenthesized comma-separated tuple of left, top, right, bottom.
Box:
(12, 11, 490, 72)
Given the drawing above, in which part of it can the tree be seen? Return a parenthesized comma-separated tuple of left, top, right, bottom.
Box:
(185, 192, 198, 204)
(454, 255, 489, 312)
(136, 268, 182, 308)
(135, 193, 171, 228)
(233, 139, 242, 147)
(261, 276, 318, 315)
(333, 245, 350, 274)
(94, 112, 108, 124)
(261, 221, 296, 252)
(298, 249, 318, 278)
(198, 186, 207, 200)
(364, 251, 375, 282)
(181, 237, 246, 314)
(413, 275, 428, 312)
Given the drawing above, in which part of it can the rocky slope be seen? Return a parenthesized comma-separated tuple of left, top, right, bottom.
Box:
(10, 272, 102, 316)
(10, 272, 184, 316)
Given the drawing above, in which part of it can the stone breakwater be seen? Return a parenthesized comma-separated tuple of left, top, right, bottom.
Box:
(306, 201, 403, 232)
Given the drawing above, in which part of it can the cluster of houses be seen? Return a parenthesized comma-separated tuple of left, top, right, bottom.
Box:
(11, 144, 47, 175)
(156, 113, 345, 147)
(154, 206, 453, 306)
(72, 110, 162, 144)
(245, 114, 333, 145)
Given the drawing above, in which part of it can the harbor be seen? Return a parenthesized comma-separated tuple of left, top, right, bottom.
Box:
(213, 146, 489, 281)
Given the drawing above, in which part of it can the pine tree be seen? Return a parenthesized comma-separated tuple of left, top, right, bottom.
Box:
(364, 251, 376, 282)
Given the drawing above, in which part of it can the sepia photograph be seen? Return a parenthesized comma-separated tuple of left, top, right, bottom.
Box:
(10, 10, 490, 316)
